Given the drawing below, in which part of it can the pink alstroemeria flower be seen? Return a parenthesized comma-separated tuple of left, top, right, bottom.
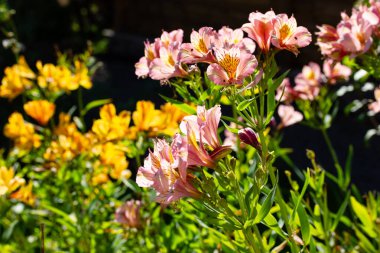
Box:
(206, 47, 257, 85)
(316, 25, 344, 60)
(150, 43, 188, 81)
(180, 105, 231, 168)
(275, 78, 298, 103)
(135, 40, 160, 78)
(277, 104, 303, 129)
(181, 27, 217, 64)
(368, 88, 380, 114)
(294, 62, 322, 101)
(323, 59, 351, 84)
(159, 29, 184, 47)
(271, 14, 312, 55)
(115, 200, 142, 228)
(337, 12, 373, 57)
(136, 135, 200, 204)
(215, 26, 256, 54)
(242, 10, 276, 53)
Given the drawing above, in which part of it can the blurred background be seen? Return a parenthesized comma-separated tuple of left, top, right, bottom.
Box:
(2, 0, 379, 192)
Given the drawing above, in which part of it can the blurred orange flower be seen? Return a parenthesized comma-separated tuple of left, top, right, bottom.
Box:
(10, 181, 36, 206)
(24, 100, 56, 125)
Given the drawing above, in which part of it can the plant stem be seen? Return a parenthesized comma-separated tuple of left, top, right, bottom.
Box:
(77, 87, 87, 131)
(320, 128, 344, 188)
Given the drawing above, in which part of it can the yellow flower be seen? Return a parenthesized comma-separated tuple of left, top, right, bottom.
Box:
(132, 101, 165, 135)
(0, 56, 36, 100)
(0, 166, 25, 195)
(91, 172, 109, 185)
(100, 142, 130, 180)
(24, 100, 56, 125)
(36, 62, 77, 92)
(73, 60, 92, 89)
(10, 181, 36, 206)
(92, 104, 134, 141)
(158, 103, 188, 136)
(4, 112, 41, 150)
(44, 113, 91, 164)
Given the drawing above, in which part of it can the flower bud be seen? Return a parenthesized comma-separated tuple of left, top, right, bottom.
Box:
(238, 128, 261, 151)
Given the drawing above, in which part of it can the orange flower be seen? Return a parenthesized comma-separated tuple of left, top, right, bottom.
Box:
(10, 181, 36, 206)
(24, 100, 56, 125)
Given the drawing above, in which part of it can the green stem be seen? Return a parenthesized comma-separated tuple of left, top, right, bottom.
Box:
(77, 87, 87, 131)
(320, 128, 344, 188)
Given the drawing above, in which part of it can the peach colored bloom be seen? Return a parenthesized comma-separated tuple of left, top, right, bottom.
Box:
(159, 29, 184, 48)
(135, 40, 160, 78)
(215, 26, 256, 54)
(323, 59, 351, 84)
(294, 62, 322, 101)
(368, 88, 380, 114)
(150, 43, 188, 81)
(337, 13, 373, 56)
(181, 27, 217, 64)
(242, 10, 276, 53)
(24, 100, 56, 126)
(276, 78, 298, 103)
(136, 135, 200, 204)
(206, 47, 257, 85)
(180, 105, 231, 168)
(115, 200, 142, 228)
(317, 10, 374, 60)
(271, 14, 312, 55)
(277, 105, 303, 129)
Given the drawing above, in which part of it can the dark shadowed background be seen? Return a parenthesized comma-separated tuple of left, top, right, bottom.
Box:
(2, 0, 379, 192)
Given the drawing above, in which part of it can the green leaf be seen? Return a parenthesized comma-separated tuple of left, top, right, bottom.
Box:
(297, 203, 311, 245)
(331, 190, 350, 231)
(159, 94, 196, 114)
(2, 220, 18, 240)
(82, 98, 112, 116)
(355, 228, 377, 253)
(237, 98, 255, 111)
(122, 178, 142, 193)
(221, 120, 239, 134)
(291, 169, 310, 223)
(350, 196, 376, 238)
(253, 184, 276, 224)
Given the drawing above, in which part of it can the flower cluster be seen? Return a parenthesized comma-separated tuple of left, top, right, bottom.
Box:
(316, 0, 380, 60)
(136, 105, 231, 204)
(0, 57, 93, 100)
(136, 10, 311, 85)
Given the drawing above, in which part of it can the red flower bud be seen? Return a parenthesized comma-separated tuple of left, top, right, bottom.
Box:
(238, 128, 261, 151)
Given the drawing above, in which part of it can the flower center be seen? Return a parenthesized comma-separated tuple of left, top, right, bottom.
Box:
(196, 39, 208, 54)
(219, 54, 240, 79)
(279, 24, 291, 40)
